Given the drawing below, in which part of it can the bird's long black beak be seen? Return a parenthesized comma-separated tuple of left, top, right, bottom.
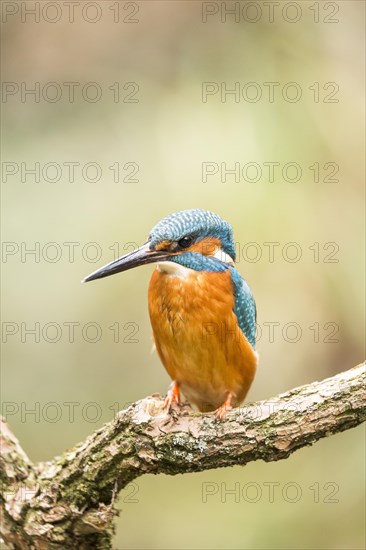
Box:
(82, 242, 171, 283)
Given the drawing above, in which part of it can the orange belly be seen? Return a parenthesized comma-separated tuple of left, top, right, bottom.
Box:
(148, 264, 258, 412)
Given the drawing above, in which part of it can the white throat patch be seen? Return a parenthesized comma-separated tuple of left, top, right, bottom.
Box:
(213, 248, 235, 265)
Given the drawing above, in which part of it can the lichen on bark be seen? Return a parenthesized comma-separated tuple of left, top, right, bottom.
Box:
(1, 363, 365, 549)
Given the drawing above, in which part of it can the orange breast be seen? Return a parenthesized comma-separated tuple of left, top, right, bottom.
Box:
(148, 264, 257, 412)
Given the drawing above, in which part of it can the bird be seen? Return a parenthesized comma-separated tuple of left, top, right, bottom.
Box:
(83, 209, 258, 419)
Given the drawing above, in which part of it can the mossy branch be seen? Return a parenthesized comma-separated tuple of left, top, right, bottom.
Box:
(1, 363, 365, 549)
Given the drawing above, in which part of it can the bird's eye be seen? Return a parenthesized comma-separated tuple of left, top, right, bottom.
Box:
(178, 236, 194, 249)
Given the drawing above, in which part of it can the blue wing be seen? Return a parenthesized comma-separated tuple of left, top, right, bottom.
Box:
(228, 266, 257, 349)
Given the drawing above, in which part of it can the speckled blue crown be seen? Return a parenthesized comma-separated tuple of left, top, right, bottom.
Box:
(148, 209, 236, 261)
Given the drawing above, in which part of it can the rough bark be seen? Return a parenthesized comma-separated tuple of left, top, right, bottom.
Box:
(1, 363, 365, 549)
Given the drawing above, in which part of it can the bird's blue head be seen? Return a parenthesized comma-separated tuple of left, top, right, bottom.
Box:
(83, 209, 236, 282)
(149, 209, 236, 260)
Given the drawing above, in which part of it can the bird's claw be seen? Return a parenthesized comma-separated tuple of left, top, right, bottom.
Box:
(164, 382, 180, 411)
(215, 403, 233, 420)
(215, 393, 233, 420)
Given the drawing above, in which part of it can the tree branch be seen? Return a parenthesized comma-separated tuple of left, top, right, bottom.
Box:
(1, 363, 365, 549)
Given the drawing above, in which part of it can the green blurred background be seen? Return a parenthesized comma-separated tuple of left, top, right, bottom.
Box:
(1, 1, 365, 548)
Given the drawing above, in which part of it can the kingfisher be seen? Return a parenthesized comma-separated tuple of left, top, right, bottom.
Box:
(83, 209, 258, 419)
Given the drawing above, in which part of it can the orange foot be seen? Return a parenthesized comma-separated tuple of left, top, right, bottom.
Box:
(164, 381, 180, 411)
(215, 393, 233, 420)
